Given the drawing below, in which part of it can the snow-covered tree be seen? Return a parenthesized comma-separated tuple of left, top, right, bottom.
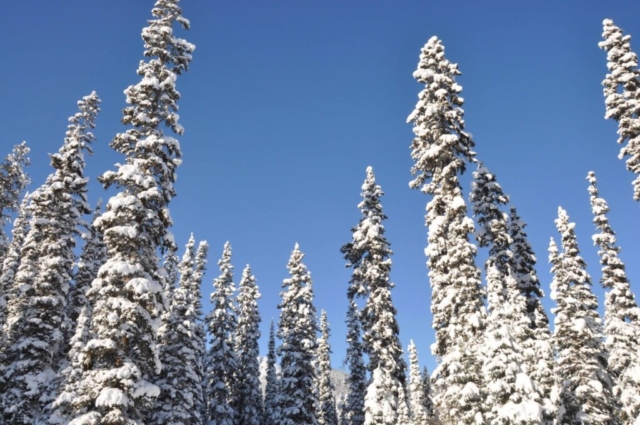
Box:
(0, 141, 30, 267)
(235, 264, 263, 425)
(161, 243, 179, 306)
(317, 310, 338, 425)
(508, 207, 554, 404)
(421, 367, 434, 422)
(587, 171, 640, 424)
(470, 164, 543, 424)
(408, 341, 428, 425)
(406, 36, 485, 425)
(277, 243, 319, 425)
(67, 201, 106, 327)
(151, 235, 208, 425)
(205, 242, 238, 425)
(264, 320, 280, 425)
(549, 208, 615, 425)
(343, 300, 366, 425)
(341, 167, 408, 425)
(65, 1, 194, 422)
(0, 92, 100, 424)
(0, 194, 30, 333)
(599, 19, 640, 201)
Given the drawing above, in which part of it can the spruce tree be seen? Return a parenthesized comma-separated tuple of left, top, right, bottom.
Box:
(277, 243, 319, 425)
(0, 141, 30, 267)
(264, 320, 280, 425)
(470, 164, 543, 424)
(550, 208, 615, 425)
(205, 242, 238, 425)
(408, 341, 428, 425)
(317, 310, 338, 425)
(508, 207, 554, 405)
(587, 171, 640, 424)
(235, 264, 263, 425)
(421, 367, 434, 422)
(341, 167, 408, 425)
(343, 300, 366, 425)
(407, 36, 485, 425)
(599, 19, 640, 201)
(0, 92, 100, 424)
(66, 1, 194, 422)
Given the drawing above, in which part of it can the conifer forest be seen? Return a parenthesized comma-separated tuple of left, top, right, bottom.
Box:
(2, 1, 640, 424)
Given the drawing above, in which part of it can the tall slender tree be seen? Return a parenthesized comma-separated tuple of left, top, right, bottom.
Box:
(0, 141, 30, 267)
(151, 235, 208, 425)
(341, 167, 408, 425)
(0, 92, 100, 424)
(421, 367, 434, 422)
(235, 264, 263, 425)
(408, 341, 428, 425)
(205, 242, 238, 425)
(343, 300, 366, 425)
(600, 19, 640, 201)
(277, 243, 319, 425)
(508, 207, 554, 405)
(407, 36, 485, 425)
(317, 310, 338, 425)
(587, 171, 640, 424)
(66, 1, 194, 422)
(264, 320, 280, 425)
(470, 164, 543, 424)
(550, 208, 615, 425)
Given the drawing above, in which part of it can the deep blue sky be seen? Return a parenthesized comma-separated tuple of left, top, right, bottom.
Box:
(2, 1, 640, 373)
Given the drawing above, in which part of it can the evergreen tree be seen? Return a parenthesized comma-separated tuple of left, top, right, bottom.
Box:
(407, 36, 485, 425)
(599, 19, 640, 201)
(66, 1, 194, 422)
(470, 164, 543, 424)
(421, 367, 434, 422)
(151, 235, 208, 425)
(205, 242, 238, 425)
(587, 171, 640, 424)
(0, 141, 30, 267)
(343, 300, 366, 425)
(192, 239, 209, 423)
(264, 320, 280, 425)
(67, 201, 106, 327)
(341, 167, 408, 425)
(162, 243, 179, 306)
(508, 207, 554, 405)
(549, 208, 615, 425)
(317, 310, 338, 425)
(0, 194, 30, 333)
(408, 341, 428, 425)
(0, 92, 100, 424)
(235, 264, 263, 425)
(277, 243, 319, 425)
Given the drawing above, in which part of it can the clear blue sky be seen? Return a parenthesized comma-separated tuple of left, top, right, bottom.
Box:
(2, 1, 640, 374)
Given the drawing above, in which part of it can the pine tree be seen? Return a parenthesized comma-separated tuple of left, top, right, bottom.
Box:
(205, 242, 238, 425)
(343, 300, 366, 425)
(587, 171, 640, 424)
(0, 141, 30, 267)
(161, 243, 179, 306)
(0, 92, 100, 424)
(264, 320, 280, 425)
(0, 194, 30, 333)
(66, 1, 194, 422)
(407, 36, 485, 425)
(550, 208, 615, 425)
(236, 264, 263, 425)
(599, 19, 640, 201)
(151, 235, 208, 425)
(277, 243, 319, 425)
(408, 341, 428, 425)
(470, 164, 543, 424)
(192, 239, 209, 423)
(421, 367, 434, 422)
(508, 207, 554, 405)
(317, 310, 338, 425)
(341, 167, 408, 425)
